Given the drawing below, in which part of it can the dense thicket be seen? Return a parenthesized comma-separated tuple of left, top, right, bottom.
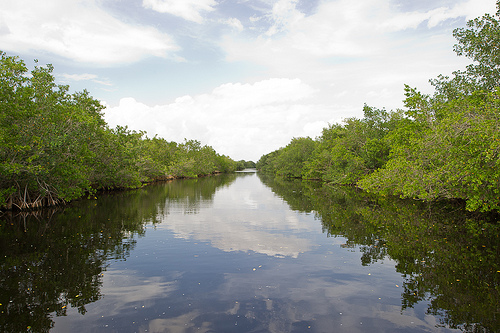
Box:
(0, 53, 248, 210)
(257, 3, 500, 212)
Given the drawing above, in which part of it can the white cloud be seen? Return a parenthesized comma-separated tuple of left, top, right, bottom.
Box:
(218, 18, 244, 31)
(61, 73, 99, 81)
(104, 78, 330, 161)
(219, 0, 496, 123)
(383, 0, 497, 30)
(240, 0, 473, 60)
(230, 0, 497, 61)
(59, 73, 112, 86)
(142, 0, 217, 23)
(4, 0, 495, 162)
(265, 0, 304, 36)
(0, 0, 179, 65)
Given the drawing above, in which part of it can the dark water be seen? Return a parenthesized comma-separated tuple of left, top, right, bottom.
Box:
(0, 171, 498, 333)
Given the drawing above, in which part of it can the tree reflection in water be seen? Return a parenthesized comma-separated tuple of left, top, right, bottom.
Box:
(1, 173, 498, 332)
(0, 174, 237, 333)
(258, 173, 499, 333)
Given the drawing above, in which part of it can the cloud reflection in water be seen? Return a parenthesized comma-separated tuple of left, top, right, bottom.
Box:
(157, 175, 315, 258)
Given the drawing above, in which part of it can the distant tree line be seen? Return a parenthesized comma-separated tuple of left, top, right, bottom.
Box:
(257, 3, 500, 212)
(0, 52, 254, 210)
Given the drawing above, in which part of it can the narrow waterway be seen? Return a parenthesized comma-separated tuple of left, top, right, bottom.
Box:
(1, 171, 498, 332)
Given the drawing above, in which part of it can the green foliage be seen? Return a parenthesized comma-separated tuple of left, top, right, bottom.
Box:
(235, 160, 256, 170)
(256, 137, 317, 178)
(453, 1, 500, 91)
(260, 106, 400, 184)
(276, 137, 317, 178)
(216, 155, 239, 173)
(359, 8, 500, 211)
(0, 52, 105, 207)
(256, 148, 282, 174)
(88, 126, 144, 190)
(0, 52, 238, 210)
(258, 4, 500, 212)
(431, 1, 500, 98)
(300, 123, 345, 180)
(360, 90, 500, 211)
(167, 139, 229, 178)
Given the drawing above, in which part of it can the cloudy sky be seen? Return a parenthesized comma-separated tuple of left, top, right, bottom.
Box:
(1, 0, 496, 161)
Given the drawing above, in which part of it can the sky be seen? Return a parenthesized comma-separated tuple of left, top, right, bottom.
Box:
(0, 0, 497, 161)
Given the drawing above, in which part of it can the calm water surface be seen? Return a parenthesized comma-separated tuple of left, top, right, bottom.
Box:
(1, 171, 498, 332)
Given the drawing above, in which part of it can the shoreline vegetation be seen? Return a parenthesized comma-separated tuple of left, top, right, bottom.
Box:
(0, 51, 255, 210)
(2, 3, 499, 212)
(257, 3, 500, 213)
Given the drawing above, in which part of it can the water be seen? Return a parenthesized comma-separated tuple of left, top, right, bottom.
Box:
(1, 171, 498, 332)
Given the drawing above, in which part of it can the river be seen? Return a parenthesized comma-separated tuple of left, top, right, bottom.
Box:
(0, 170, 498, 332)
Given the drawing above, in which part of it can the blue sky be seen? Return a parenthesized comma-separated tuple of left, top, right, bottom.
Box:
(1, 0, 496, 161)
